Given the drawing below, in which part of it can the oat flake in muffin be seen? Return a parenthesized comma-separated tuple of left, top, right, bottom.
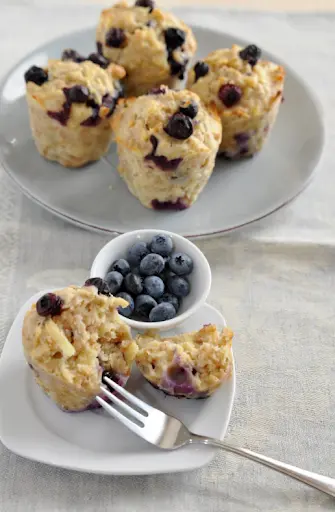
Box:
(187, 44, 285, 158)
(22, 285, 137, 411)
(112, 87, 222, 210)
(96, 0, 197, 96)
(136, 324, 233, 398)
(25, 59, 125, 167)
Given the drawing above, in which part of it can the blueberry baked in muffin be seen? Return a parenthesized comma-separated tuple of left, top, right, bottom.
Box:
(112, 87, 222, 210)
(187, 44, 285, 158)
(24, 59, 125, 167)
(96, 0, 196, 96)
(61, 47, 111, 71)
(22, 280, 137, 411)
(136, 324, 233, 398)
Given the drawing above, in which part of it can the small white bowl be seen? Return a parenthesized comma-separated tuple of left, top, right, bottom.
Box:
(90, 229, 211, 331)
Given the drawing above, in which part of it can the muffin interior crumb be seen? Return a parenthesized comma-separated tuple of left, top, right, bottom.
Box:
(22, 285, 138, 410)
(136, 324, 233, 395)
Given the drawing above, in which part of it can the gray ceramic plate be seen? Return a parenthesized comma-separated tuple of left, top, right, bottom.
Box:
(0, 26, 325, 238)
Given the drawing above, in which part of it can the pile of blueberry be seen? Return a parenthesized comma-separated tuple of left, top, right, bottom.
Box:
(105, 234, 193, 322)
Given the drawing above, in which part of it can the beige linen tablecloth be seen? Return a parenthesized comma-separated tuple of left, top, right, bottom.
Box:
(0, 4, 334, 512)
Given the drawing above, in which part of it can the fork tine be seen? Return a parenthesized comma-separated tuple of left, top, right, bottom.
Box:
(102, 376, 152, 413)
(100, 385, 145, 423)
(96, 396, 144, 436)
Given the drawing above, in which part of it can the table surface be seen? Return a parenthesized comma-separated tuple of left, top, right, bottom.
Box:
(0, 2, 334, 512)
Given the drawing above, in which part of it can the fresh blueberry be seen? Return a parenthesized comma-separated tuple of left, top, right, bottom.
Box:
(218, 84, 242, 108)
(143, 276, 165, 299)
(110, 259, 130, 277)
(64, 85, 89, 103)
(168, 252, 193, 276)
(36, 293, 63, 317)
(164, 113, 193, 140)
(149, 302, 176, 322)
(194, 61, 209, 82)
(124, 273, 143, 296)
(61, 48, 85, 63)
(150, 234, 173, 257)
(239, 44, 261, 67)
(116, 292, 134, 318)
(159, 268, 175, 282)
(84, 277, 111, 296)
(127, 241, 149, 266)
(167, 275, 190, 297)
(135, 294, 157, 318)
(87, 52, 109, 69)
(164, 28, 186, 51)
(179, 101, 198, 119)
(158, 292, 179, 312)
(140, 253, 165, 276)
(105, 28, 126, 48)
(105, 271, 123, 294)
(135, 0, 155, 11)
(24, 66, 48, 86)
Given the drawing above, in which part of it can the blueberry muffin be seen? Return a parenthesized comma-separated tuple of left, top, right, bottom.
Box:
(112, 87, 222, 210)
(136, 324, 233, 398)
(187, 44, 285, 158)
(24, 59, 125, 167)
(22, 280, 138, 411)
(96, 0, 197, 96)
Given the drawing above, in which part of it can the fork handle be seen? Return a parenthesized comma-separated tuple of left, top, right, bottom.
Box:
(190, 434, 335, 498)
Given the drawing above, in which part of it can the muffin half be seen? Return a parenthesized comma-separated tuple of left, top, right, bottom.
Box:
(136, 324, 233, 398)
(25, 59, 125, 167)
(112, 87, 222, 210)
(22, 282, 137, 411)
(187, 44, 285, 158)
(96, 0, 196, 96)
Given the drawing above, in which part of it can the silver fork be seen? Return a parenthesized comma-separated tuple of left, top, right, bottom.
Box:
(96, 376, 335, 498)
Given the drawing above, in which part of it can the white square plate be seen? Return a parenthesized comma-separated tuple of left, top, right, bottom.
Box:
(0, 292, 235, 475)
